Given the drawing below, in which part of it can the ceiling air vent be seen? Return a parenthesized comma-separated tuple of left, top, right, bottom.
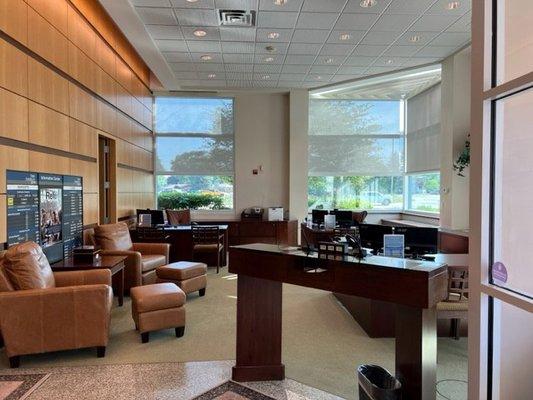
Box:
(217, 9, 256, 27)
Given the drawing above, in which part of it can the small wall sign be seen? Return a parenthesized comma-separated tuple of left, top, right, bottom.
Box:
(492, 261, 508, 284)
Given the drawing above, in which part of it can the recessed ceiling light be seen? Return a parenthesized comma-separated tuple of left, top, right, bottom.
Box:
(200, 55, 212, 61)
(446, 1, 460, 10)
(186, 0, 198, 2)
(360, 0, 376, 7)
(262, 75, 271, 80)
(208, 73, 216, 78)
(267, 32, 280, 39)
(339, 33, 351, 41)
(386, 59, 393, 64)
(264, 56, 275, 62)
(316, 76, 322, 80)
(325, 58, 334, 64)
(193, 29, 207, 37)
(409, 35, 421, 42)
(273, 0, 287, 5)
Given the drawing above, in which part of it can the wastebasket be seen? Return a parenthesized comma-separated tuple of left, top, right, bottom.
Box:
(357, 365, 402, 400)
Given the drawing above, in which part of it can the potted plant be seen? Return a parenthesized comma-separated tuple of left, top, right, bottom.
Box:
(454, 135, 470, 177)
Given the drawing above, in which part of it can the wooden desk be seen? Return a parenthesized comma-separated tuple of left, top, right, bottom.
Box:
(229, 244, 449, 400)
(51, 256, 127, 306)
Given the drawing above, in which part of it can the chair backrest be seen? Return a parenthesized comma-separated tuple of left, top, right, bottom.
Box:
(93, 222, 133, 251)
(192, 225, 220, 245)
(352, 211, 368, 224)
(2, 241, 55, 290)
(166, 209, 191, 225)
(446, 266, 469, 302)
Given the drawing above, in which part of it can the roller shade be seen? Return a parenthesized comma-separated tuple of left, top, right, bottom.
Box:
(406, 84, 441, 173)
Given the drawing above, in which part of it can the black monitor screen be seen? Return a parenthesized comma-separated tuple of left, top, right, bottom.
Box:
(331, 210, 353, 226)
(393, 227, 438, 254)
(39, 174, 64, 264)
(63, 175, 83, 259)
(6, 171, 40, 246)
(137, 209, 165, 226)
(359, 224, 393, 250)
(311, 209, 329, 224)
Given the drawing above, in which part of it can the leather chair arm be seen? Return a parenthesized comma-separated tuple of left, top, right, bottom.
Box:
(132, 243, 170, 263)
(54, 269, 112, 287)
(0, 285, 112, 357)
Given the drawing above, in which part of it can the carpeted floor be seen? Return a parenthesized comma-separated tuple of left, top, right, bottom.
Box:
(0, 269, 468, 400)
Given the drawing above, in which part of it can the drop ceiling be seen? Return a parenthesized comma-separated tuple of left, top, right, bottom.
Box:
(122, 0, 471, 90)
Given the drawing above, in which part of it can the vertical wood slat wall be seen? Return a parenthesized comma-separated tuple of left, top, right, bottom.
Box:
(0, 0, 155, 244)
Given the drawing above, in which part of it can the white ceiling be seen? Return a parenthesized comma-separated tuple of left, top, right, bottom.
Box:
(125, 0, 471, 90)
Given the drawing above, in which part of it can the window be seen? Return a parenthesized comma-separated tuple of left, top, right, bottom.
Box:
(154, 97, 234, 210)
(406, 172, 440, 213)
(308, 99, 404, 211)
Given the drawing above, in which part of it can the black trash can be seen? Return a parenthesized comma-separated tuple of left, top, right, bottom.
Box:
(357, 365, 402, 400)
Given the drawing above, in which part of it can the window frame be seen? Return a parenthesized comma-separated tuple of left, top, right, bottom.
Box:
(153, 95, 236, 213)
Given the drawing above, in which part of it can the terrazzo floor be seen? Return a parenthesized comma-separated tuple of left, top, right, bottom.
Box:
(0, 361, 343, 400)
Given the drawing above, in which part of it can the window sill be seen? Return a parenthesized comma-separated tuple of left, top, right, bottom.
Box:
(401, 211, 440, 220)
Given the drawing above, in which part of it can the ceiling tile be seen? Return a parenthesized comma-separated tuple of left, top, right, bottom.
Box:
(314, 55, 345, 65)
(196, 63, 226, 72)
(181, 26, 220, 40)
(396, 31, 440, 46)
(219, 27, 257, 42)
(253, 72, 279, 80)
(373, 56, 408, 67)
(414, 45, 457, 57)
(146, 25, 183, 39)
(156, 39, 189, 51)
(164, 52, 192, 62)
(402, 57, 441, 67)
(253, 63, 282, 73)
(258, 11, 299, 28)
(135, 7, 177, 24)
(291, 29, 330, 44)
(254, 53, 285, 63)
(224, 63, 254, 72)
(386, 0, 435, 15)
(255, 42, 289, 53)
(331, 74, 362, 82)
(334, 13, 378, 30)
(169, 62, 197, 72)
(223, 53, 255, 63)
(372, 14, 419, 32)
(327, 30, 366, 44)
(190, 52, 224, 62)
(226, 72, 253, 80)
(257, 28, 293, 42)
(171, 0, 215, 8)
(302, 0, 345, 13)
(281, 64, 311, 74)
(259, 0, 304, 12)
(221, 41, 255, 53)
(175, 71, 198, 79)
(252, 80, 279, 88)
(278, 73, 306, 81)
(175, 8, 218, 26)
(214, 0, 258, 9)
(132, 0, 171, 7)
(382, 45, 423, 57)
(410, 15, 460, 32)
(285, 54, 316, 64)
(309, 65, 339, 74)
(344, 0, 390, 14)
(344, 55, 376, 66)
(426, 0, 471, 16)
(361, 31, 401, 45)
(297, 13, 339, 30)
(337, 66, 366, 74)
(352, 44, 387, 56)
(198, 71, 226, 79)
(447, 12, 471, 32)
(366, 66, 397, 74)
(306, 74, 333, 82)
(287, 42, 322, 55)
(429, 31, 470, 47)
(186, 40, 221, 52)
(194, 79, 227, 86)
(319, 44, 355, 56)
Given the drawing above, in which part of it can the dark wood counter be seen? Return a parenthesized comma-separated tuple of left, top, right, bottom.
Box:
(229, 244, 449, 400)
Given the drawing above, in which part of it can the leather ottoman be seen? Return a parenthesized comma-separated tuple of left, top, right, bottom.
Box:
(130, 283, 186, 343)
(156, 261, 207, 296)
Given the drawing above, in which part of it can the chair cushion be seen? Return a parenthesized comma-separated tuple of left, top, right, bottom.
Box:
(3, 241, 55, 290)
(131, 283, 186, 313)
(193, 244, 222, 253)
(93, 223, 133, 251)
(157, 261, 207, 281)
(141, 254, 167, 272)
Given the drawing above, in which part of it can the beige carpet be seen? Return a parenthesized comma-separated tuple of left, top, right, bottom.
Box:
(0, 270, 467, 400)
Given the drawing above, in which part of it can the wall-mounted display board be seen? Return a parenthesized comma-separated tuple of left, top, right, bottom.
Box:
(6, 171, 83, 264)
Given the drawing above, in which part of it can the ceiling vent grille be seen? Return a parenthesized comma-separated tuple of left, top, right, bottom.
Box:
(217, 9, 256, 27)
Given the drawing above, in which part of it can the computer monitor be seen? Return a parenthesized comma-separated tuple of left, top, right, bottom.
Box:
(331, 210, 353, 227)
(393, 226, 438, 255)
(136, 209, 165, 226)
(358, 224, 393, 251)
(311, 209, 329, 224)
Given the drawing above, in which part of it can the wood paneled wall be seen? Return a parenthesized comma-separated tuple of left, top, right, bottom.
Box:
(0, 0, 155, 244)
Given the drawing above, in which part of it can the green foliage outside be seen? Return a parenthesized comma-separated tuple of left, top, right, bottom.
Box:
(157, 191, 224, 210)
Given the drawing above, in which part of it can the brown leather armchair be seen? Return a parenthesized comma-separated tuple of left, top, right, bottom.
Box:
(0, 242, 113, 368)
(89, 222, 170, 290)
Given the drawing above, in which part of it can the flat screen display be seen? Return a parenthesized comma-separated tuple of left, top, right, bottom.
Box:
(39, 174, 63, 263)
(6, 171, 40, 246)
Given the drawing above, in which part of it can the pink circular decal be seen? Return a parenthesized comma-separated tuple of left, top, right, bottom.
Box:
(492, 262, 508, 284)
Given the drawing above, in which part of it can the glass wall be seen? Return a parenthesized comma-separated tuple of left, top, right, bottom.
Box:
(154, 97, 234, 210)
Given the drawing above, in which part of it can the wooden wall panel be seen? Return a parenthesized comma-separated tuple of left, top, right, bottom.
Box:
(0, 41, 28, 96)
(29, 151, 71, 175)
(28, 7, 69, 72)
(68, 83, 96, 126)
(0, 194, 5, 243)
(0, 145, 29, 192)
(0, 0, 28, 45)
(0, 88, 29, 142)
(27, 58, 69, 114)
(95, 67, 116, 106)
(28, 102, 69, 151)
(67, 5, 96, 60)
(69, 119, 97, 158)
(70, 159, 98, 193)
(68, 43, 96, 91)
(83, 193, 98, 225)
(27, 0, 68, 36)
(96, 98, 117, 134)
(95, 38, 115, 79)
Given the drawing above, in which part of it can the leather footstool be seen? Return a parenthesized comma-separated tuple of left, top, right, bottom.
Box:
(156, 261, 207, 296)
(130, 283, 186, 343)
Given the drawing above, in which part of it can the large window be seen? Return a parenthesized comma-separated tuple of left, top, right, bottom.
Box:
(406, 172, 440, 213)
(154, 97, 234, 210)
(308, 99, 405, 211)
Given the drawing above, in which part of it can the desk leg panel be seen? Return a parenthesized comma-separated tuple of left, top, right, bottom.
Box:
(233, 274, 285, 381)
(395, 305, 437, 400)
